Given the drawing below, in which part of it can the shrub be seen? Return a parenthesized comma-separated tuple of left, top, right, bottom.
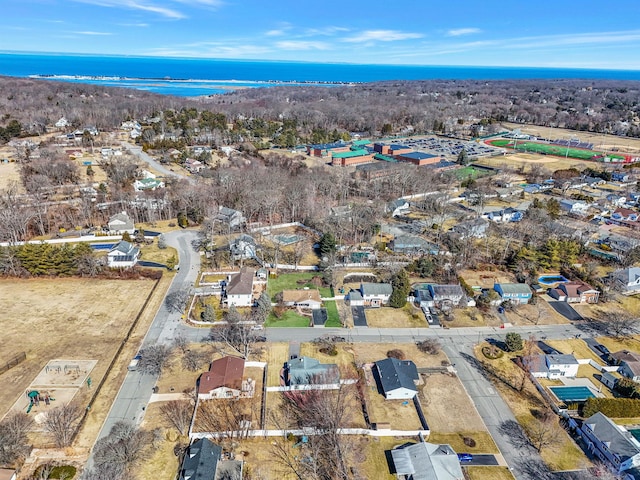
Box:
(482, 345, 504, 359)
(416, 339, 441, 355)
(583, 397, 640, 418)
(463, 437, 476, 448)
(387, 349, 405, 360)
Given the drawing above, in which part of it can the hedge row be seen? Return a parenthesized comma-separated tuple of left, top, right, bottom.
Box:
(583, 397, 640, 418)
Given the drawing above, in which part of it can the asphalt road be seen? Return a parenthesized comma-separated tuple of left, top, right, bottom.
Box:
(121, 143, 196, 184)
(88, 230, 200, 468)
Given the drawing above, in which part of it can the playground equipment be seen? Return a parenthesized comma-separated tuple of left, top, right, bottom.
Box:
(293, 436, 309, 448)
(26, 390, 54, 413)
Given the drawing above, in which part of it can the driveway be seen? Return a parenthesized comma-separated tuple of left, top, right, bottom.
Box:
(351, 306, 367, 327)
(459, 454, 500, 466)
(548, 301, 583, 321)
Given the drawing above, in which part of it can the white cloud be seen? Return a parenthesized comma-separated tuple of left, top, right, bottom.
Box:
(147, 43, 271, 58)
(304, 26, 349, 36)
(447, 28, 482, 37)
(344, 30, 423, 43)
(120, 22, 149, 27)
(73, 30, 113, 35)
(70, 0, 185, 19)
(505, 30, 640, 49)
(275, 40, 330, 51)
(266, 29, 286, 37)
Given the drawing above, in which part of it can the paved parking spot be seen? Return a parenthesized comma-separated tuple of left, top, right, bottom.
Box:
(549, 301, 583, 321)
(351, 306, 368, 327)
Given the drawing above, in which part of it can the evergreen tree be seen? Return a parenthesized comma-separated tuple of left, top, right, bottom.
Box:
(122, 231, 132, 243)
(201, 304, 215, 322)
(389, 269, 410, 308)
(318, 232, 337, 257)
(457, 148, 469, 165)
(505, 332, 523, 352)
(157, 235, 167, 250)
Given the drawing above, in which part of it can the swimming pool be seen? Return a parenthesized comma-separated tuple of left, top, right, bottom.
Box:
(549, 386, 595, 402)
(538, 275, 569, 285)
(90, 243, 115, 250)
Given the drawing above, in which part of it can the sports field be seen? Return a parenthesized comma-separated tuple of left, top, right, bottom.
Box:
(489, 139, 626, 161)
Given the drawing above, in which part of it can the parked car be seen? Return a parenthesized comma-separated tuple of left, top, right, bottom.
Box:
(254, 336, 267, 342)
(596, 344, 610, 355)
(457, 453, 473, 462)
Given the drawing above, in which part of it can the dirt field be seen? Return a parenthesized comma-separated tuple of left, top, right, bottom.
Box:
(350, 342, 449, 368)
(0, 278, 157, 423)
(365, 306, 426, 328)
(459, 269, 517, 289)
(504, 300, 569, 326)
(0, 160, 23, 192)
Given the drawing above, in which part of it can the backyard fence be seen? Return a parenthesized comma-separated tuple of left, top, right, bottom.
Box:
(0, 351, 26, 375)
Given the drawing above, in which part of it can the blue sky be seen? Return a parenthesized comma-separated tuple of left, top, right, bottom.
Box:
(3, 0, 640, 68)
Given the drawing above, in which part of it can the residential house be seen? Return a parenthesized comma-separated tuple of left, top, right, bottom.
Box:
(494, 283, 533, 304)
(612, 208, 640, 223)
(346, 289, 364, 306)
(107, 240, 140, 268)
(184, 158, 205, 174)
(611, 267, 640, 295)
(522, 354, 579, 379)
(611, 351, 640, 382)
(284, 356, 339, 386)
(133, 177, 165, 192)
(580, 412, 640, 479)
(391, 441, 464, 480)
(217, 206, 245, 229)
(179, 438, 243, 480)
(281, 289, 322, 309)
(0, 469, 17, 480)
(55, 117, 70, 129)
(391, 234, 440, 255)
(374, 357, 419, 399)
(449, 218, 489, 239)
(600, 371, 620, 389)
(224, 267, 255, 307)
(229, 234, 257, 260)
(613, 172, 631, 183)
(108, 211, 135, 234)
(559, 199, 589, 216)
(427, 284, 466, 308)
(607, 194, 628, 207)
(387, 199, 410, 217)
(414, 285, 434, 308)
(548, 281, 600, 303)
(198, 356, 245, 400)
(360, 283, 393, 307)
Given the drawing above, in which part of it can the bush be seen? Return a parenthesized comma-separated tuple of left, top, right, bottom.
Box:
(416, 339, 441, 355)
(583, 397, 640, 418)
(482, 345, 504, 359)
(463, 437, 476, 448)
(387, 349, 406, 360)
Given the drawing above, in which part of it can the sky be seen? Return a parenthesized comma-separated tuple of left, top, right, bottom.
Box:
(3, 0, 640, 69)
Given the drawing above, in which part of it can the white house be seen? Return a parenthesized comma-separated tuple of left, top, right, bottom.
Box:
(387, 199, 410, 217)
(229, 234, 257, 260)
(360, 283, 393, 307)
(55, 117, 70, 129)
(523, 354, 579, 379)
(580, 412, 640, 479)
(107, 211, 135, 235)
(559, 199, 589, 216)
(107, 240, 140, 268)
(391, 442, 464, 480)
(133, 177, 165, 192)
(611, 267, 640, 295)
(374, 357, 419, 399)
(224, 267, 255, 307)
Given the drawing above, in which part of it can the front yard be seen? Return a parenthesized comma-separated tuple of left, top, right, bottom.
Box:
(365, 305, 426, 328)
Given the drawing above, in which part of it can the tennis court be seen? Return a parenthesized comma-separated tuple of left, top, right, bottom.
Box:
(549, 385, 596, 402)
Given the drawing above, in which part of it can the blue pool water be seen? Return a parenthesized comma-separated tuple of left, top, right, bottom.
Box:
(538, 275, 569, 285)
(549, 386, 595, 402)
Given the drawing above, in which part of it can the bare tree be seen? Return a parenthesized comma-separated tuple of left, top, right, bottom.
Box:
(42, 402, 82, 448)
(601, 311, 639, 338)
(416, 338, 441, 355)
(159, 400, 194, 436)
(138, 344, 173, 375)
(209, 307, 259, 359)
(89, 421, 152, 479)
(0, 411, 33, 463)
(195, 399, 256, 440)
(527, 409, 561, 452)
(165, 288, 190, 314)
(173, 333, 189, 354)
(182, 349, 207, 372)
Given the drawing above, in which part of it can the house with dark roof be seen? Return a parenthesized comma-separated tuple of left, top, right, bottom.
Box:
(427, 284, 465, 308)
(107, 211, 135, 234)
(216, 206, 245, 229)
(391, 234, 440, 255)
(107, 240, 140, 268)
(611, 351, 640, 382)
(449, 218, 489, 239)
(346, 289, 364, 306)
(548, 281, 599, 303)
(224, 267, 255, 307)
(580, 412, 640, 479)
(179, 438, 243, 480)
(229, 234, 257, 260)
(360, 283, 393, 307)
(374, 357, 419, 399)
(494, 283, 532, 304)
(284, 356, 339, 386)
(391, 441, 464, 480)
(198, 356, 246, 400)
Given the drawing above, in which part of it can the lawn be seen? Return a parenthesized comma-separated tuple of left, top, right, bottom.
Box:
(428, 432, 498, 455)
(299, 342, 358, 378)
(190, 295, 225, 322)
(488, 139, 615, 161)
(154, 343, 217, 394)
(138, 242, 178, 265)
(465, 467, 515, 480)
(351, 342, 449, 368)
(138, 402, 182, 480)
(364, 379, 423, 430)
(362, 436, 409, 480)
(365, 306, 426, 328)
(258, 342, 289, 387)
(267, 272, 332, 300)
(324, 300, 341, 327)
(448, 165, 492, 180)
(264, 309, 310, 327)
(544, 339, 604, 363)
(446, 308, 496, 328)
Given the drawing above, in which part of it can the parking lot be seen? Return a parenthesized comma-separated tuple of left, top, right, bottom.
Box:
(388, 136, 503, 160)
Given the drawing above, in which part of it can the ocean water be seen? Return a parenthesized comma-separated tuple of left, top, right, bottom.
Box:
(1, 52, 639, 97)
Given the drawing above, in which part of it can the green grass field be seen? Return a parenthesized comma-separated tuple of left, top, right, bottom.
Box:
(489, 139, 626, 161)
(449, 165, 492, 180)
(324, 300, 341, 327)
(267, 272, 332, 300)
(265, 309, 310, 327)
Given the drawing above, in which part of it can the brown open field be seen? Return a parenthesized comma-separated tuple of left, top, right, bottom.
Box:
(504, 300, 569, 326)
(138, 401, 182, 480)
(465, 466, 515, 480)
(459, 269, 516, 289)
(351, 342, 449, 368)
(364, 381, 422, 430)
(420, 373, 497, 452)
(259, 342, 289, 387)
(0, 160, 23, 192)
(448, 308, 498, 328)
(365, 306, 426, 328)
(0, 278, 156, 420)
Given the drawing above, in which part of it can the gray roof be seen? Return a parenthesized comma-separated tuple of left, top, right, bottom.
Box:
(495, 283, 532, 295)
(348, 289, 363, 301)
(547, 354, 579, 366)
(286, 356, 339, 385)
(226, 267, 255, 296)
(108, 212, 134, 229)
(391, 442, 464, 480)
(361, 283, 393, 297)
(375, 357, 419, 394)
(428, 284, 464, 299)
(615, 267, 640, 286)
(180, 438, 221, 480)
(583, 412, 640, 463)
(109, 240, 139, 256)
